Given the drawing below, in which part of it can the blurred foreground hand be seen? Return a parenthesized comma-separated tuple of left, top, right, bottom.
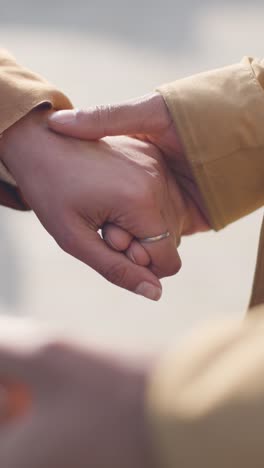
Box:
(0, 337, 153, 468)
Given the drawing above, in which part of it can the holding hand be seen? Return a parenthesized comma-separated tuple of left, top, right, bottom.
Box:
(1, 107, 189, 300)
(49, 91, 210, 242)
(49, 93, 210, 276)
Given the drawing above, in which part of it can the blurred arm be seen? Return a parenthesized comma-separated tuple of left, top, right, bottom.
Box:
(147, 305, 264, 468)
(0, 49, 72, 209)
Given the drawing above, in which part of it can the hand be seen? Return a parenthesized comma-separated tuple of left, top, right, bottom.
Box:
(1, 108, 188, 300)
(48, 92, 210, 249)
(0, 340, 153, 468)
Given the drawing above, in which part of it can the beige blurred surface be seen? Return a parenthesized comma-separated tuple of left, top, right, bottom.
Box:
(0, 1, 263, 353)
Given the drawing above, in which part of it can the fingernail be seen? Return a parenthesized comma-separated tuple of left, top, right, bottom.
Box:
(128, 252, 137, 264)
(135, 282, 162, 301)
(49, 109, 78, 125)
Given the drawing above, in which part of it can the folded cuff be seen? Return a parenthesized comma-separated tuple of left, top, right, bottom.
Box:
(0, 49, 72, 209)
(157, 58, 264, 230)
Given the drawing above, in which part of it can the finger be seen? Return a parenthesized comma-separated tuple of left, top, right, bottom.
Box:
(48, 92, 168, 140)
(126, 240, 151, 267)
(61, 220, 162, 301)
(102, 224, 180, 275)
(102, 224, 151, 267)
(141, 234, 182, 279)
(127, 208, 182, 279)
(102, 224, 133, 252)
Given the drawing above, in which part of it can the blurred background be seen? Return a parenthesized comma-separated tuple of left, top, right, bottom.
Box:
(0, 0, 262, 354)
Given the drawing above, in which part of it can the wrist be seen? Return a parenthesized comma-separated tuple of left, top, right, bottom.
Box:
(1, 106, 53, 179)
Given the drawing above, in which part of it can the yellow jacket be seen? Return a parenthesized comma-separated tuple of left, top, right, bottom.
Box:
(0, 49, 263, 467)
(149, 58, 264, 468)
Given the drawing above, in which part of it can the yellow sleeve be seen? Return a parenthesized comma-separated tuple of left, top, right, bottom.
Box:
(0, 49, 72, 209)
(157, 57, 264, 230)
(147, 305, 264, 468)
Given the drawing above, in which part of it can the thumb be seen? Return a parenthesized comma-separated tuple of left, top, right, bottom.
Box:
(48, 93, 167, 140)
(62, 222, 162, 301)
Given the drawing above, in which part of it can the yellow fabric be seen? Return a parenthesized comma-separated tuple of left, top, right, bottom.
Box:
(250, 218, 264, 309)
(148, 58, 264, 468)
(157, 57, 264, 231)
(148, 306, 264, 468)
(0, 49, 72, 204)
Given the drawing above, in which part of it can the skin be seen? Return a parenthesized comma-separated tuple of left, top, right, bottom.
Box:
(48, 91, 210, 253)
(1, 104, 207, 301)
(0, 340, 154, 468)
(0, 92, 211, 467)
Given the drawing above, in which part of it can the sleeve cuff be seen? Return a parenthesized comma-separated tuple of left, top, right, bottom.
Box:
(0, 49, 73, 209)
(157, 58, 264, 230)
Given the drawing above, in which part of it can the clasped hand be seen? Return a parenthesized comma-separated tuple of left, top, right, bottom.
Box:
(1, 93, 208, 300)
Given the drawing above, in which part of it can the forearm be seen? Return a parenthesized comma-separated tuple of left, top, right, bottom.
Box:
(0, 107, 57, 213)
(1, 107, 53, 183)
(147, 305, 264, 468)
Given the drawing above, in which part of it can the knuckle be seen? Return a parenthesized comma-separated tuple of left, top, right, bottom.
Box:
(153, 255, 181, 279)
(93, 104, 104, 124)
(90, 104, 112, 133)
